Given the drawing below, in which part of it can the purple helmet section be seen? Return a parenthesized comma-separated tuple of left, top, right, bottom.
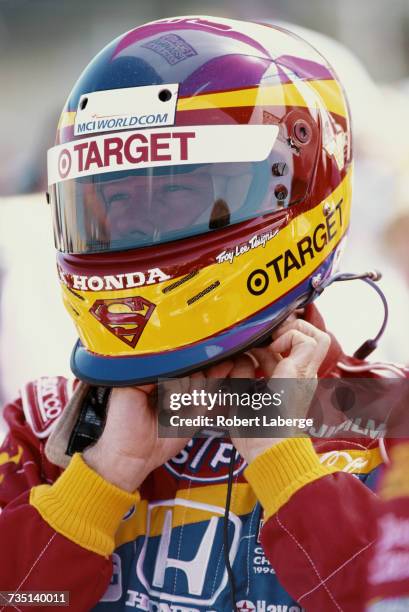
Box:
(112, 18, 271, 59)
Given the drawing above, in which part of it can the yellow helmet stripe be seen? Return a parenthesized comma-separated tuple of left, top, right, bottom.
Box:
(57, 78, 346, 130)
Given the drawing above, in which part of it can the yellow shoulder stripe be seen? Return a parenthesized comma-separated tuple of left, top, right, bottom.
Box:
(116, 443, 381, 547)
(115, 481, 257, 548)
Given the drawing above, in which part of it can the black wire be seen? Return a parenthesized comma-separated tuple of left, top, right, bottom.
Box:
(310, 271, 389, 359)
(221, 270, 387, 611)
(223, 446, 237, 611)
(359, 277, 389, 345)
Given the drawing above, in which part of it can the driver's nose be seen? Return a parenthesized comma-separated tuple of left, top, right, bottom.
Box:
(107, 191, 156, 240)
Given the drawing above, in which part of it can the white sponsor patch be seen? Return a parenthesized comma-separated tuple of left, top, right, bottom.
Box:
(21, 377, 75, 439)
(47, 124, 279, 185)
(58, 265, 171, 292)
(74, 84, 179, 136)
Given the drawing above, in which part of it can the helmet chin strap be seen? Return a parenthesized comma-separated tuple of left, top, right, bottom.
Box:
(309, 270, 388, 360)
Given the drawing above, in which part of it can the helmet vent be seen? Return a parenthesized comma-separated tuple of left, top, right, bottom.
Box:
(272, 163, 288, 177)
(293, 120, 311, 144)
(162, 270, 199, 294)
(67, 286, 85, 301)
(274, 184, 288, 201)
(187, 281, 220, 306)
(70, 305, 80, 317)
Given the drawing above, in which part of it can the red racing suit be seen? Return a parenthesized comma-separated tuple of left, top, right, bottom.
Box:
(0, 305, 406, 612)
(366, 440, 409, 611)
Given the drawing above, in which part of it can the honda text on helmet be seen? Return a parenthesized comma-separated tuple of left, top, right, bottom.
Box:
(47, 16, 352, 386)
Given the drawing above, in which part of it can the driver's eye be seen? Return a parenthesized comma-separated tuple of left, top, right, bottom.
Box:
(106, 192, 130, 208)
(162, 184, 191, 193)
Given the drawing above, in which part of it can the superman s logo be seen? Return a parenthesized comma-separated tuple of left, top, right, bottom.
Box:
(90, 296, 155, 348)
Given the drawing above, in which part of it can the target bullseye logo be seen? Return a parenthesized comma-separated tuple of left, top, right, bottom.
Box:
(58, 148, 72, 179)
(247, 268, 269, 295)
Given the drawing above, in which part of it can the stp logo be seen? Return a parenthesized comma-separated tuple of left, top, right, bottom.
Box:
(90, 296, 155, 348)
(165, 436, 246, 483)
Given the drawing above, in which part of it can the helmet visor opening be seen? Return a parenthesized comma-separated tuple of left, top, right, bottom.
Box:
(50, 141, 303, 254)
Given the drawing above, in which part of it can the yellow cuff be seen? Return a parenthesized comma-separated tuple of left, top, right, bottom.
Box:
(244, 438, 335, 519)
(30, 453, 140, 556)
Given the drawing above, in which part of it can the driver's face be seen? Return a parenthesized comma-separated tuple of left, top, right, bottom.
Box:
(100, 168, 214, 242)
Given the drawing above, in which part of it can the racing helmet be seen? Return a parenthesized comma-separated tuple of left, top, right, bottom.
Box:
(47, 16, 352, 386)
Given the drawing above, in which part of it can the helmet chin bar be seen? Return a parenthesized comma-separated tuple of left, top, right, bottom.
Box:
(81, 271, 383, 383)
(308, 270, 388, 360)
(70, 291, 313, 387)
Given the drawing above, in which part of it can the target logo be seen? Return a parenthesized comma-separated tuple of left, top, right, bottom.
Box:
(58, 148, 72, 179)
(247, 269, 269, 296)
